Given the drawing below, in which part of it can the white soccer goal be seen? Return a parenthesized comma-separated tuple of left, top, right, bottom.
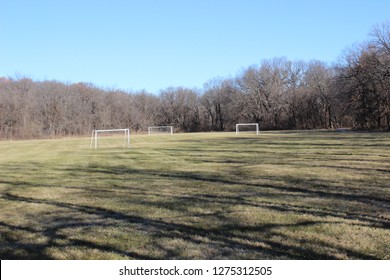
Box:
(236, 123, 259, 135)
(90, 128, 130, 149)
(148, 126, 173, 135)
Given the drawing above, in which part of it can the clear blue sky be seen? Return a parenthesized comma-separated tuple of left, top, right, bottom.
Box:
(1, 0, 389, 93)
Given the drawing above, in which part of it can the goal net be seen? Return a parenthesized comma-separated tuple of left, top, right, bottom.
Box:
(148, 126, 173, 135)
(90, 129, 130, 149)
(236, 123, 259, 135)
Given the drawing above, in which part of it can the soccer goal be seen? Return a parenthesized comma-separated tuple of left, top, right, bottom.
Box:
(148, 126, 173, 135)
(236, 123, 259, 135)
(90, 128, 130, 149)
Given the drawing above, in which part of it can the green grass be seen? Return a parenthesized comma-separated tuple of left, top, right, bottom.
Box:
(0, 131, 389, 259)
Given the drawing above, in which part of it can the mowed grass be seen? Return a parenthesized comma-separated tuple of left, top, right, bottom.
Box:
(0, 131, 389, 259)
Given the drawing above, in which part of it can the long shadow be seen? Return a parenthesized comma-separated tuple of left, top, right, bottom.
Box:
(0, 220, 152, 260)
(54, 162, 390, 233)
(0, 193, 378, 260)
(71, 165, 390, 214)
(1, 157, 388, 259)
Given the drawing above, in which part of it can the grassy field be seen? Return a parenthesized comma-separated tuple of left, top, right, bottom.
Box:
(0, 131, 389, 259)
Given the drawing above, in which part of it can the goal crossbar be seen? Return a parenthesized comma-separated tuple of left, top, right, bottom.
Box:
(236, 123, 259, 135)
(90, 128, 130, 149)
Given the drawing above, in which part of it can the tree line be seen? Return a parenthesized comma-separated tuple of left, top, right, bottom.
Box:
(1, 22, 389, 139)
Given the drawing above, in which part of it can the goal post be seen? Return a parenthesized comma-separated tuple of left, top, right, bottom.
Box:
(148, 126, 173, 135)
(236, 123, 259, 135)
(90, 128, 130, 149)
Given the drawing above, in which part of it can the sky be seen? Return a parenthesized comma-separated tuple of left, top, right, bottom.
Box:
(1, 0, 390, 93)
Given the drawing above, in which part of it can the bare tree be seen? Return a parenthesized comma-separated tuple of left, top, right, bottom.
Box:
(304, 61, 335, 128)
(201, 78, 235, 131)
(370, 21, 390, 55)
(158, 87, 201, 132)
(336, 44, 388, 129)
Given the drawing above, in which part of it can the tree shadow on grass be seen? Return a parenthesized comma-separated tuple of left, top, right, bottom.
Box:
(0, 220, 152, 260)
(1, 131, 389, 259)
(1, 167, 387, 261)
(0, 192, 379, 260)
(70, 164, 389, 226)
(0, 158, 388, 260)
